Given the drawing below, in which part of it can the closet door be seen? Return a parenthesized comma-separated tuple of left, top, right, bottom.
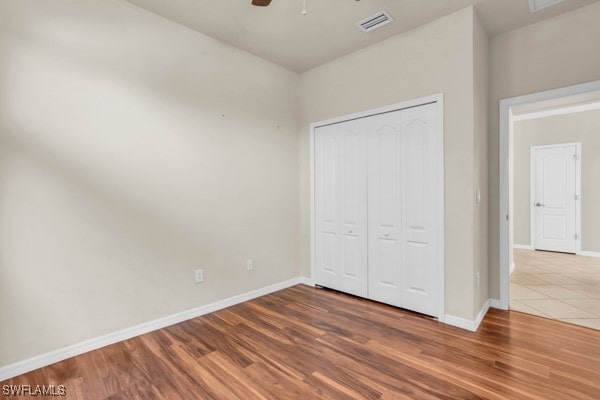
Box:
(368, 103, 440, 317)
(314, 119, 368, 297)
(367, 113, 404, 307)
(400, 103, 439, 317)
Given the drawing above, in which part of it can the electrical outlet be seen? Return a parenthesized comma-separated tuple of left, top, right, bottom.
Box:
(476, 272, 480, 289)
(195, 268, 204, 283)
(246, 259, 253, 271)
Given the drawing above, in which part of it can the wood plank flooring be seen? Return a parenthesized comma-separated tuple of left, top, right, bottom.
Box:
(2, 284, 599, 399)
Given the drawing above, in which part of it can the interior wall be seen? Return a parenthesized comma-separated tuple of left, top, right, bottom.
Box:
(488, 2, 600, 299)
(0, 0, 300, 368)
(473, 10, 489, 313)
(299, 7, 478, 320)
(513, 109, 600, 252)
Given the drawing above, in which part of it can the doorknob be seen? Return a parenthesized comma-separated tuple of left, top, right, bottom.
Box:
(535, 202, 544, 207)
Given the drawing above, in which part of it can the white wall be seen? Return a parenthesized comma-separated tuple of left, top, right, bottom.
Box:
(513, 109, 600, 252)
(488, 2, 600, 299)
(0, 0, 300, 368)
(299, 7, 480, 320)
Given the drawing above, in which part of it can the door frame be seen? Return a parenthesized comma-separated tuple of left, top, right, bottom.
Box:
(498, 79, 600, 310)
(529, 142, 582, 253)
(309, 93, 445, 321)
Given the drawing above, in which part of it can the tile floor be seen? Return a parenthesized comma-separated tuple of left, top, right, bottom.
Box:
(510, 248, 600, 330)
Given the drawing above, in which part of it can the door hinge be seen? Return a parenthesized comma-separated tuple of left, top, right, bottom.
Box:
(575, 194, 580, 200)
(575, 234, 579, 240)
(573, 154, 580, 161)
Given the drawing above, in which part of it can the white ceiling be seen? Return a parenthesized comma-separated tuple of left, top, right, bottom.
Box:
(125, 0, 600, 72)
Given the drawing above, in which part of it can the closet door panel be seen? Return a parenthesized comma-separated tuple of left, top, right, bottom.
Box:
(315, 129, 339, 290)
(374, 237, 400, 286)
(378, 130, 397, 226)
(400, 103, 439, 316)
(405, 126, 427, 236)
(338, 123, 368, 296)
(368, 116, 403, 307)
(315, 120, 368, 297)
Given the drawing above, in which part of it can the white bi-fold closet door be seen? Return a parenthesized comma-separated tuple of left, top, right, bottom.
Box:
(314, 118, 369, 298)
(314, 101, 442, 318)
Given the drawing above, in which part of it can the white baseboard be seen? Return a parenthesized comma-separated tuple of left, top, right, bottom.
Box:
(489, 298, 507, 310)
(513, 245, 600, 258)
(577, 250, 600, 259)
(443, 314, 474, 331)
(0, 277, 309, 382)
(445, 299, 490, 332)
(513, 243, 533, 250)
(473, 299, 491, 331)
(297, 276, 314, 286)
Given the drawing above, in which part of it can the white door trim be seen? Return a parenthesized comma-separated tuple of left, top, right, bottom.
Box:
(512, 101, 600, 122)
(529, 142, 581, 253)
(498, 80, 600, 310)
(309, 93, 445, 321)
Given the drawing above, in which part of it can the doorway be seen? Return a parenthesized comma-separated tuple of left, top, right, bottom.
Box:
(499, 80, 600, 330)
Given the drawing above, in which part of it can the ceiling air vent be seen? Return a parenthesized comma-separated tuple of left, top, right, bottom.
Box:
(356, 10, 394, 33)
(528, 0, 565, 13)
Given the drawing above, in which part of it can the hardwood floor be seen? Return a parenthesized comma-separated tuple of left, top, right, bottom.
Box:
(2, 285, 599, 399)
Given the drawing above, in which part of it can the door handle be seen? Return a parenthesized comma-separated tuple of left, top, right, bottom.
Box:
(348, 230, 353, 234)
(384, 233, 390, 237)
(535, 202, 544, 207)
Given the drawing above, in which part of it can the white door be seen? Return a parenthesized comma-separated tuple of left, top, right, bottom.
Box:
(532, 144, 579, 253)
(368, 103, 441, 317)
(367, 112, 403, 307)
(314, 119, 368, 297)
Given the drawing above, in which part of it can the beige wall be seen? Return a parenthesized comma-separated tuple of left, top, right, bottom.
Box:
(299, 7, 479, 319)
(0, 0, 299, 367)
(513, 109, 600, 252)
(488, 2, 600, 299)
(473, 11, 489, 312)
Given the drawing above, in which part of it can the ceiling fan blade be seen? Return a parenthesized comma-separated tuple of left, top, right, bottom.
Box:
(252, 0, 272, 6)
